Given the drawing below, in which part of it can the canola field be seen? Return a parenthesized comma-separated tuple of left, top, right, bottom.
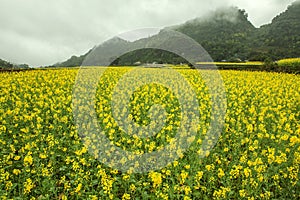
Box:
(0, 68, 299, 199)
(277, 58, 300, 68)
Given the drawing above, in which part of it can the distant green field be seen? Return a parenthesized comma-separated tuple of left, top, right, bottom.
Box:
(196, 61, 263, 66)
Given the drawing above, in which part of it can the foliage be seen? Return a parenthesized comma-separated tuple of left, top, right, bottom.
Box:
(277, 58, 300, 73)
(174, 7, 255, 62)
(0, 59, 30, 70)
(0, 58, 13, 69)
(13, 64, 30, 69)
(262, 57, 277, 71)
(277, 58, 300, 68)
(250, 1, 300, 60)
(111, 48, 189, 66)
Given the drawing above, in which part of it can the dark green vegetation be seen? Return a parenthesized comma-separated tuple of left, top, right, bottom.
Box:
(111, 49, 189, 66)
(173, 7, 255, 62)
(55, 1, 300, 67)
(0, 58, 13, 69)
(0, 58, 29, 71)
(252, 3, 300, 61)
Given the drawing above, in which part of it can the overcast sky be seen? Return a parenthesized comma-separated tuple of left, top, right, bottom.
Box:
(0, 0, 295, 66)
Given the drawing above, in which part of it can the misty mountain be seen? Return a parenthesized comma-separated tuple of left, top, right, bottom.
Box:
(53, 49, 93, 67)
(81, 37, 131, 66)
(249, 0, 300, 60)
(171, 7, 255, 61)
(0, 58, 13, 69)
(55, 3, 300, 67)
(0, 58, 29, 69)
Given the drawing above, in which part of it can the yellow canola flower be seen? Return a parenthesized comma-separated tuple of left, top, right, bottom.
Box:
(122, 193, 131, 200)
(24, 154, 33, 166)
(24, 178, 35, 194)
(149, 171, 163, 188)
(13, 169, 21, 175)
(218, 168, 225, 178)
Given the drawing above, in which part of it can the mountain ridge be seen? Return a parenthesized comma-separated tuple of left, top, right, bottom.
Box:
(0, 58, 30, 69)
(54, 2, 300, 67)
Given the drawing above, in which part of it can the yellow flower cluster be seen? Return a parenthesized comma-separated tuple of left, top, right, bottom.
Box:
(0, 68, 299, 199)
(149, 171, 163, 187)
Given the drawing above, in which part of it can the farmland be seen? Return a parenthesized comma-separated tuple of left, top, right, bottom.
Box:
(0, 68, 299, 199)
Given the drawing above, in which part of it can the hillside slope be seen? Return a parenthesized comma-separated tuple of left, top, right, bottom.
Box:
(55, 2, 300, 66)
